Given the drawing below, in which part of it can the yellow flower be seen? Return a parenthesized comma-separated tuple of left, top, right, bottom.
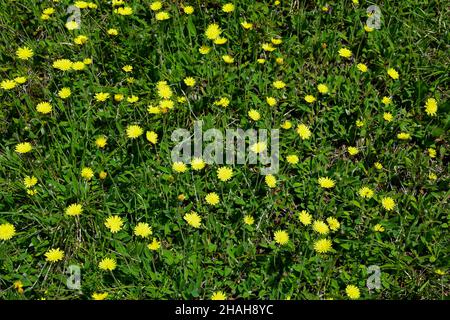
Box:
(99, 257, 116, 271)
(83, 58, 92, 65)
(222, 55, 234, 63)
(374, 162, 383, 170)
(205, 192, 220, 206)
(266, 97, 277, 106)
(345, 285, 360, 299)
(373, 224, 385, 232)
(122, 65, 133, 72)
(155, 11, 170, 21)
(16, 47, 34, 60)
(429, 172, 437, 181)
(74, 35, 88, 45)
(107, 28, 118, 35)
(66, 203, 83, 216)
(27, 189, 38, 196)
(356, 120, 364, 127)
(250, 141, 267, 154)
(382, 96, 391, 105)
(0, 223, 16, 241)
(71, 61, 85, 70)
(95, 136, 107, 148)
(381, 197, 395, 211)
(424, 98, 437, 116)
(105, 216, 124, 233)
(299, 210, 312, 225)
(43, 8, 55, 15)
(45, 248, 64, 262)
(281, 120, 292, 129)
(397, 132, 411, 140)
(348, 146, 359, 156)
(115, 6, 133, 15)
(261, 43, 276, 52)
(326, 217, 340, 231)
(357, 63, 368, 72)
(338, 48, 352, 58)
(199, 45, 211, 54)
(36, 101, 52, 114)
(172, 161, 188, 173)
(183, 6, 194, 14)
(257, 58, 266, 64)
(273, 80, 286, 89)
(190, 158, 206, 171)
(24, 176, 38, 188)
(92, 292, 108, 300)
(126, 125, 143, 139)
(428, 148, 436, 158)
(127, 95, 139, 103)
(358, 187, 374, 199)
(146, 131, 158, 144)
(286, 154, 299, 164)
(149, 1, 162, 11)
(134, 222, 152, 238)
(13, 280, 24, 294)
(248, 109, 261, 121)
(304, 95, 316, 103)
(214, 37, 228, 45)
(313, 220, 329, 235)
(95, 92, 110, 102)
(99, 171, 107, 179)
(15, 142, 33, 154)
(318, 177, 335, 189)
(184, 212, 201, 228)
(1, 80, 17, 90)
(387, 68, 399, 79)
(81, 167, 94, 180)
(314, 239, 332, 254)
(317, 84, 329, 94)
(265, 174, 277, 188)
(271, 37, 282, 45)
(241, 21, 253, 29)
(364, 25, 374, 32)
(58, 87, 71, 99)
(184, 77, 196, 87)
(14, 76, 27, 84)
(65, 20, 79, 30)
(222, 3, 235, 12)
(211, 291, 226, 300)
(383, 112, 393, 122)
(296, 124, 311, 140)
(205, 23, 221, 40)
(217, 167, 233, 182)
(244, 215, 254, 225)
(157, 82, 173, 99)
(148, 238, 161, 250)
(274, 230, 289, 245)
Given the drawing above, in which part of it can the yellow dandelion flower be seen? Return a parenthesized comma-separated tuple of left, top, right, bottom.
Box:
(265, 174, 277, 188)
(248, 109, 261, 121)
(424, 98, 437, 116)
(274, 230, 289, 245)
(338, 48, 352, 58)
(66, 203, 83, 216)
(383, 112, 393, 122)
(205, 192, 220, 206)
(184, 77, 196, 87)
(148, 238, 161, 250)
(0, 223, 16, 241)
(358, 186, 374, 199)
(266, 97, 277, 107)
(299, 210, 312, 225)
(296, 124, 311, 140)
(373, 224, 385, 232)
(205, 23, 221, 40)
(318, 177, 335, 189)
(92, 292, 108, 300)
(15, 142, 33, 154)
(184, 212, 201, 228)
(387, 68, 399, 79)
(357, 63, 368, 72)
(1, 80, 17, 90)
(326, 217, 340, 231)
(241, 21, 253, 29)
(345, 285, 360, 299)
(428, 148, 436, 158)
(222, 55, 234, 63)
(155, 11, 170, 21)
(250, 141, 267, 154)
(191, 158, 206, 171)
(126, 125, 143, 139)
(317, 84, 329, 94)
(381, 197, 395, 211)
(45, 248, 64, 262)
(199, 45, 211, 54)
(23, 176, 38, 188)
(211, 291, 226, 300)
(107, 28, 118, 35)
(348, 146, 359, 156)
(273, 80, 286, 89)
(99, 258, 116, 271)
(304, 95, 316, 103)
(146, 131, 158, 144)
(16, 47, 34, 60)
(58, 87, 71, 99)
(281, 120, 292, 129)
(397, 132, 411, 140)
(222, 3, 235, 12)
(286, 154, 299, 164)
(65, 20, 79, 30)
(149, 1, 162, 11)
(134, 222, 152, 238)
(36, 102, 52, 114)
(95, 136, 107, 148)
(81, 167, 94, 180)
(183, 6, 194, 14)
(105, 216, 123, 233)
(314, 239, 333, 254)
(217, 167, 233, 182)
(244, 215, 254, 225)
(172, 161, 188, 173)
(313, 220, 329, 235)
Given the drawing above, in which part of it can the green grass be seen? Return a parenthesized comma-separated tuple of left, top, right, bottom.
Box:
(0, 0, 449, 300)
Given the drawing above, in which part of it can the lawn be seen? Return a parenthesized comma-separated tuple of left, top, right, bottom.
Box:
(0, 0, 449, 300)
